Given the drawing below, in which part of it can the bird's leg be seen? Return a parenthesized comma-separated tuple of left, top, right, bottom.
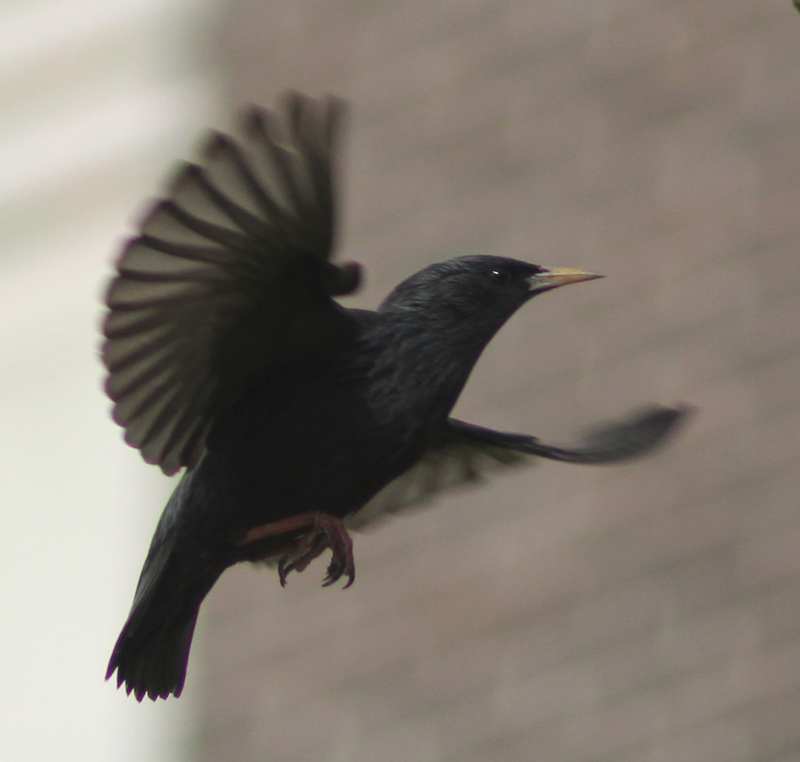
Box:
(239, 512, 355, 589)
(277, 527, 330, 586)
(318, 514, 355, 588)
(278, 513, 355, 589)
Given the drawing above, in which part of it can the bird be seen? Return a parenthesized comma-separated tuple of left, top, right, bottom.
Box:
(103, 92, 688, 701)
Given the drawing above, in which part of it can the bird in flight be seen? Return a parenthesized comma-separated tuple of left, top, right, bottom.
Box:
(103, 92, 687, 701)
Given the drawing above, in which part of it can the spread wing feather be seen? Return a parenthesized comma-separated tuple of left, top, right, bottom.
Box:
(102, 93, 360, 475)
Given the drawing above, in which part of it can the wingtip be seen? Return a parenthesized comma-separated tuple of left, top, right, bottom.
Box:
(240, 104, 268, 139)
(559, 402, 696, 464)
(672, 402, 698, 420)
(626, 402, 696, 443)
(325, 261, 362, 296)
(647, 402, 696, 435)
(200, 130, 231, 160)
(166, 162, 204, 196)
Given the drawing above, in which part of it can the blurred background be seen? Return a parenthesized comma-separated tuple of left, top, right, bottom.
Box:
(2, 1, 800, 761)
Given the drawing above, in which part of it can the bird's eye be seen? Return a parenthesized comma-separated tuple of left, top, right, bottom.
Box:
(488, 267, 512, 285)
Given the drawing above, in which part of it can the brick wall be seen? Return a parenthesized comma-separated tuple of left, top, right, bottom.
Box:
(191, 2, 800, 760)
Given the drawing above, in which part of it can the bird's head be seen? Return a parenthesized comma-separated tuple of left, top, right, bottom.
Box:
(379, 255, 602, 335)
(367, 256, 603, 419)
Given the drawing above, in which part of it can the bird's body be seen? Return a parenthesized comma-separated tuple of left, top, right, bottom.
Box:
(163, 257, 541, 547)
(103, 94, 687, 701)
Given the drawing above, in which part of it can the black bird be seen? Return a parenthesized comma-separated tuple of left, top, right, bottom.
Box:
(104, 93, 687, 701)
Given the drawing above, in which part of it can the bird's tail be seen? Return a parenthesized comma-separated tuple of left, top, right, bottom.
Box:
(106, 536, 225, 702)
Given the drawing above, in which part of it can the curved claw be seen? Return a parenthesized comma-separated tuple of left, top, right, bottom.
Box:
(277, 512, 355, 588)
(278, 532, 328, 586)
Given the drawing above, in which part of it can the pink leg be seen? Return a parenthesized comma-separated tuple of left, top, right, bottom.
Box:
(238, 512, 355, 589)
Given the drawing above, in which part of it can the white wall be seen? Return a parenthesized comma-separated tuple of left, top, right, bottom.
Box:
(0, 1, 220, 759)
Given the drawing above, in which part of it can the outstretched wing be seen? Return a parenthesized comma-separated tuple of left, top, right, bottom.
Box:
(348, 405, 689, 529)
(103, 93, 361, 475)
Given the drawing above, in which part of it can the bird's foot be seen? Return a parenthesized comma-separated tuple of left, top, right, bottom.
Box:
(277, 512, 355, 589)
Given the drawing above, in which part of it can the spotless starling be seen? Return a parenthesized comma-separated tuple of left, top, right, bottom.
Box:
(104, 93, 687, 701)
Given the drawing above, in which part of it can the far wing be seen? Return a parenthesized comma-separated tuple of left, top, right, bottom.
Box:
(348, 405, 689, 530)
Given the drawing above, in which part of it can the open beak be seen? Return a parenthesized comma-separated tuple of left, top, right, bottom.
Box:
(527, 266, 603, 295)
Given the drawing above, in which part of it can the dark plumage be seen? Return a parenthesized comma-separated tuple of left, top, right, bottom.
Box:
(104, 93, 687, 701)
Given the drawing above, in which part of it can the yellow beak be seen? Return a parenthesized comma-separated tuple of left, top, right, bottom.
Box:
(527, 267, 604, 292)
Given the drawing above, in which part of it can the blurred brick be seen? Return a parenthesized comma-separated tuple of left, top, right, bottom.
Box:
(644, 718, 751, 762)
(562, 691, 667, 759)
(747, 690, 800, 761)
(756, 581, 800, 647)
